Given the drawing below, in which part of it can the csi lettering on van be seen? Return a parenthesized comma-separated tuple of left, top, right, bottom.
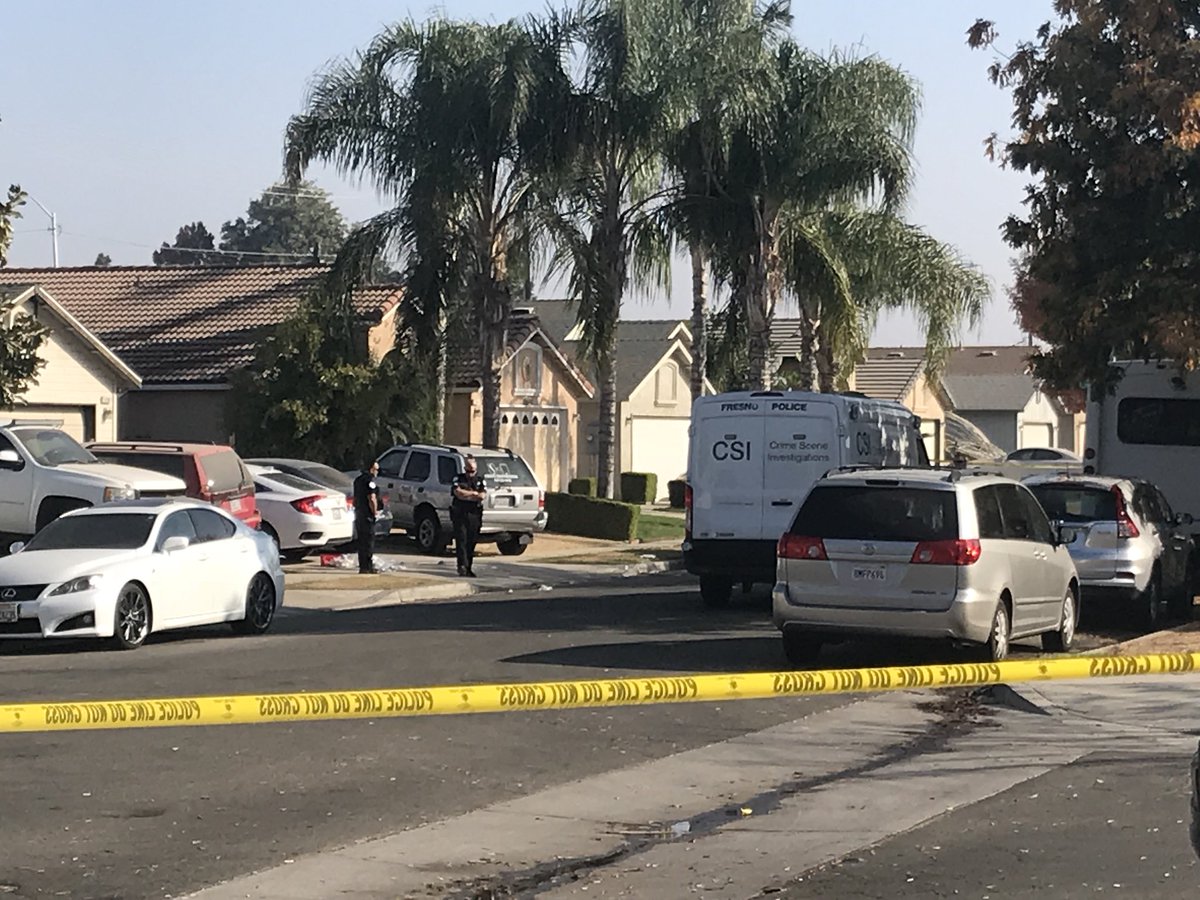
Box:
(713, 440, 751, 461)
(770, 401, 808, 412)
(719, 402, 759, 412)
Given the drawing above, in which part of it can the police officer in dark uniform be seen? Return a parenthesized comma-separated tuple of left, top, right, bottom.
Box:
(353, 459, 382, 574)
(450, 454, 487, 577)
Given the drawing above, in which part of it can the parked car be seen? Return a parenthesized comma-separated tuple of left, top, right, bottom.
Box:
(247, 465, 353, 562)
(0, 420, 186, 538)
(0, 499, 283, 649)
(371, 444, 547, 555)
(685, 390, 930, 608)
(247, 457, 392, 539)
(1007, 447, 1082, 464)
(772, 468, 1079, 665)
(1025, 475, 1194, 630)
(87, 441, 260, 529)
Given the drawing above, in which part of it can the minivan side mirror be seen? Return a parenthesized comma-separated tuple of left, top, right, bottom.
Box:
(161, 535, 190, 554)
(8, 541, 25, 555)
(1176, 512, 1195, 528)
(0, 449, 23, 470)
(1055, 525, 1077, 546)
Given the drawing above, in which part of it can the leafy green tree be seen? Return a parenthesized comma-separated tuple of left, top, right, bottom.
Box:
(1, 184, 27, 268)
(0, 293, 49, 408)
(226, 293, 434, 467)
(93, 252, 112, 267)
(968, 4, 1200, 385)
(285, 17, 569, 447)
(219, 181, 347, 265)
(153, 221, 222, 266)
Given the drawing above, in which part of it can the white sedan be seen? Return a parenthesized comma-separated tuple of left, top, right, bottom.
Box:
(0, 499, 284, 650)
(248, 465, 353, 562)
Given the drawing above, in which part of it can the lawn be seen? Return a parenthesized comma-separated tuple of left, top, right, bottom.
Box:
(637, 514, 685, 543)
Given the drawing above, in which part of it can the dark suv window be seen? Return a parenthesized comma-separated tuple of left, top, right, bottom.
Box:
(403, 451, 432, 482)
(789, 485, 958, 542)
(437, 456, 458, 485)
(1118, 397, 1200, 446)
(477, 456, 538, 487)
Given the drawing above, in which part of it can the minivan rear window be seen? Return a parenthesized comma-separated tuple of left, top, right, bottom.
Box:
(1029, 485, 1117, 523)
(479, 456, 538, 487)
(198, 450, 250, 493)
(790, 486, 958, 542)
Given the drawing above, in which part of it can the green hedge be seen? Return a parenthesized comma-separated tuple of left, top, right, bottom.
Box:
(545, 492, 640, 542)
(667, 479, 687, 509)
(619, 472, 658, 505)
(568, 477, 597, 498)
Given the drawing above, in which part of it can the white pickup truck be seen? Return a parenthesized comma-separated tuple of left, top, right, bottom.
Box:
(0, 421, 187, 537)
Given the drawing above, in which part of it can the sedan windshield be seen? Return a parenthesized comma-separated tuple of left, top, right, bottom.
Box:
(23, 513, 157, 551)
(1029, 485, 1118, 523)
(14, 429, 97, 466)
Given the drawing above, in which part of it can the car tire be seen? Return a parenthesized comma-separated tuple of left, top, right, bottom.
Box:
(981, 602, 1010, 662)
(497, 537, 527, 556)
(1042, 588, 1077, 653)
(414, 509, 445, 555)
(110, 582, 152, 651)
(699, 576, 732, 608)
(782, 629, 823, 667)
(233, 572, 276, 636)
(1142, 575, 1163, 633)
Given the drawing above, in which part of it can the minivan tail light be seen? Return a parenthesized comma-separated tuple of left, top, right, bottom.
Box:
(778, 534, 828, 561)
(910, 539, 981, 566)
(538, 490, 545, 510)
(291, 495, 324, 516)
(1112, 486, 1139, 538)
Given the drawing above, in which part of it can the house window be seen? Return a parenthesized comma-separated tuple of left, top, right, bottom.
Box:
(513, 345, 542, 397)
(655, 362, 679, 406)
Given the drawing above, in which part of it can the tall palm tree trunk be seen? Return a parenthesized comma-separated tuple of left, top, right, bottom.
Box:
(745, 207, 782, 390)
(815, 338, 838, 393)
(479, 278, 510, 448)
(596, 350, 618, 500)
(433, 336, 448, 442)
(689, 241, 708, 401)
(795, 314, 817, 391)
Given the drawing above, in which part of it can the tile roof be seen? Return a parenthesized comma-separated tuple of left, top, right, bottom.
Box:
(851, 349, 925, 401)
(0, 265, 402, 385)
(449, 310, 594, 397)
(941, 345, 1039, 412)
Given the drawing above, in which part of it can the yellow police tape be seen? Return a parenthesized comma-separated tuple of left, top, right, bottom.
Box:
(1, 652, 1196, 733)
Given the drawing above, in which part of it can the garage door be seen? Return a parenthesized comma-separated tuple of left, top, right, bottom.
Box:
(1020, 422, 1054, 450)
(499, 408, 564, 491)
(0, 406, 90, 441)
(629, 417, 689, 502)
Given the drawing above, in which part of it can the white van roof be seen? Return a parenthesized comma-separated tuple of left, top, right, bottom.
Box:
(694, 390, 913, 414)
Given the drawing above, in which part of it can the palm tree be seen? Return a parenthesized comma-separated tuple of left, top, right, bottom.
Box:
(545, 0, 677, 499)
(284, 17, 570, 446)
(783, 207, 990, 392)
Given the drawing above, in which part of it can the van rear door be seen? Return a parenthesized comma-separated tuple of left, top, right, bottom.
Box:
(761, 399, 839, 540)
(689, 405, 765, 540)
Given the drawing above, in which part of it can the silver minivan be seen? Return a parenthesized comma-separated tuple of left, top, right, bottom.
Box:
(772, 469, 1079, 665)
(1025, 475, 1194, 630)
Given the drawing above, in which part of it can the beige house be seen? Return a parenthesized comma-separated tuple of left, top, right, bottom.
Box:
(849, 348, 950, 462)
(0, 266, 402, 445)
(445, 310, 594, 492)
(0, 284, 141, 442)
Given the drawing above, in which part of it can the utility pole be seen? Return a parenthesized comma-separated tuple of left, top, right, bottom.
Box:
(26, 196, 59, 267)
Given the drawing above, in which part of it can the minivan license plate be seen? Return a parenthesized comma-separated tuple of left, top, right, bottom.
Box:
(851, 566, 886, 582)
(0, 602, 17, 623)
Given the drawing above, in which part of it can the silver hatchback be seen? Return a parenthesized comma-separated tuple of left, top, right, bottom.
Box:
(1025, 475, 1194, 630)
(772, 469, 1080, 665)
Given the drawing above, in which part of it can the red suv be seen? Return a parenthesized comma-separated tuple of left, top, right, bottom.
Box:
(87, 442, 261, 529)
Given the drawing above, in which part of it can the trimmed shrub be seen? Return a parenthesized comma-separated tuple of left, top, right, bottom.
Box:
(568, 477, 597, 498)
(545, 492, 640, 542)
(619, 472, 658, 505)
(667, 479, 687, 509)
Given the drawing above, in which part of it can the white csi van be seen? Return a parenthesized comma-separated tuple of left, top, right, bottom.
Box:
(683, 390, 929, 607)
(1083, 360, 1200, 586)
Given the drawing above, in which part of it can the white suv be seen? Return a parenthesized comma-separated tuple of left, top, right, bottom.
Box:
(772, 468, 1080, 665)
(372, 444, 547, 555)
(0, 421, 187, 537)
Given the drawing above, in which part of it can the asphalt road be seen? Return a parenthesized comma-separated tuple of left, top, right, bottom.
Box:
(0, 575, 1163, 899)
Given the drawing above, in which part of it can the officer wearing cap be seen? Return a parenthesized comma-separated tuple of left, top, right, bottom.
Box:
(353, 458, 382, 574)
(450, 454, 487, 577)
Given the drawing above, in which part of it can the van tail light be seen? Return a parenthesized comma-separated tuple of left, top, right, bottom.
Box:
(684, 484, 693, 534)
(291, 495, 324, 516)
(910, 539, 982, 566)
(778, 534, 828, 561)
(346, 496, 355, 511)
(1112, 486, 1139, 538)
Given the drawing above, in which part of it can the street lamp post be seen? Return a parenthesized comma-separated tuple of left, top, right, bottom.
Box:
(25, 196, 59, 268)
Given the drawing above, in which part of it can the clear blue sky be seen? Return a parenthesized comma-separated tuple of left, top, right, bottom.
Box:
(0, 0, 1053, 346)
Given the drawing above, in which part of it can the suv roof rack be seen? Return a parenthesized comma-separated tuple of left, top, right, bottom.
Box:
(819, 464, 928, 480)
(88, 441, 188, 452)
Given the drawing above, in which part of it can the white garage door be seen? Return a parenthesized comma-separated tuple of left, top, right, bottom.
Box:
(0, 406, 89, 441)
(630, 417, 689, 502)
(499, 408, 565, 491)
(1020, 422, 1054, 450)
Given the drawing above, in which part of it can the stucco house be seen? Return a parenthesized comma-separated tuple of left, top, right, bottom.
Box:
(941, 345, 1083, 454)
(0, 284, 141, 442)
(0, 265, 402, 445)
(529, 300, 713, 501)
(445, 309, 594, 493)
(848, 348, 950, 462)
